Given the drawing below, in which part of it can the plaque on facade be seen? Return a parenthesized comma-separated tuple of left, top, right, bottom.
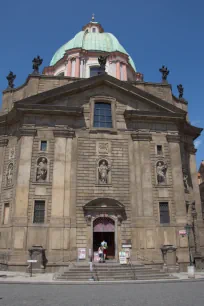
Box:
(97, 141, 111, 155)
(78, 248, 86, 260)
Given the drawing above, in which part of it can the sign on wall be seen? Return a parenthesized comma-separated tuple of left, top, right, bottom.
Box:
(179, 230, 187, 236)
(78, 248, 86, 260)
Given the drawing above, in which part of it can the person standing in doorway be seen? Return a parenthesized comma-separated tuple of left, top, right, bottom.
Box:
(101, 240, 108, 261)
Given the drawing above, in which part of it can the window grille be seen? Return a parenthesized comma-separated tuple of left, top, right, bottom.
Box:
(33, 200, 45, 223)
(93, 102, 112, 128)
(159, 202, 170, 224)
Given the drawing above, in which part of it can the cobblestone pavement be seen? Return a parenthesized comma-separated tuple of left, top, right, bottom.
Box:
(0, 281, 204, 306)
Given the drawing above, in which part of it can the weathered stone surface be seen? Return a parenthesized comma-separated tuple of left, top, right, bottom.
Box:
(0, 74, 203, 270)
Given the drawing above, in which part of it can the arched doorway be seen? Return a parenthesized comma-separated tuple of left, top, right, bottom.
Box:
(93, 217, 115, 258)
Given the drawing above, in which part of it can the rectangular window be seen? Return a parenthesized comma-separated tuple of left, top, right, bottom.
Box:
(33, 200, 45, 223)
(157, 145, 163, 155)
(159, 202, 170, 224)
(40, 141, 47, 151)
(90, 66, 101, 77)
(93, 102, 112, 128)
(3, 203, 10, 225)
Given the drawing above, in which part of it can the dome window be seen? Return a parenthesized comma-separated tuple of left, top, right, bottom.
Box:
(92, 28, 96, 33)
(90, 66, 101, 77)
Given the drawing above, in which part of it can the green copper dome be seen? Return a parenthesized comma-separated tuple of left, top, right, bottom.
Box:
(50, 30, 136, 71)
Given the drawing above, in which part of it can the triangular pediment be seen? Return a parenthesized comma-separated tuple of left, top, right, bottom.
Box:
(14, 74, 186, 115)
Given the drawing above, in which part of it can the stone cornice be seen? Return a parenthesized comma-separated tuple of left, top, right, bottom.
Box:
(131, 132, 152, 141)
(53, 129, 75, 138)
(124, 110, 185, 121)
(166, 134, 181, 143)
(0, 137, 8, 147)
(184, 143, 197, 154)
(19, 127, 37, 137)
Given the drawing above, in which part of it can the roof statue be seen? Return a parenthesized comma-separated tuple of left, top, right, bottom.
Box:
(92, 13, 95, 21)
(32, 55, 43, 74)
(6, 71, 16, 89)
(159, 65, 169, 83)
(98, 55, 108, 74)
(177, 84, 184, 99)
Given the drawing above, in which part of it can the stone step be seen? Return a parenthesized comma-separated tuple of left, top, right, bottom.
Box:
(64, 270, 163, 276)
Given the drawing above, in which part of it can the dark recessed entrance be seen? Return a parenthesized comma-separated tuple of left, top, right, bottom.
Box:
(93, 217, 115, 258)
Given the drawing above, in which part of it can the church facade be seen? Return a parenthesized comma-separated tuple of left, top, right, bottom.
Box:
(0, 17, 203, 271)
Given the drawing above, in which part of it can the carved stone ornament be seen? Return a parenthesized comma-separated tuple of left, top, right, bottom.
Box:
(85, 215, 92, 226)
(36, 157, 48, 182)
(9, 147, 15, 160)
(117, 214, 123, 226)
(98, 142, 109, 155)
(98, 159, 111, 184)
(6, 163, 14, 186)
(156, 161, 168, 185)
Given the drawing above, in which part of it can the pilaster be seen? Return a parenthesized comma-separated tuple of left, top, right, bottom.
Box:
(131, 133, 153, 217)
(14, 128, 36, 223)
(167, 135, 186, 223)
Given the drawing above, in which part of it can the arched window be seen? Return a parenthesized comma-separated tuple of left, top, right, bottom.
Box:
(93, 102, 112, 128)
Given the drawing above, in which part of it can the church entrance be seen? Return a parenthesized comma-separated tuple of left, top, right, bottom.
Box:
(93, 217, 115, 259)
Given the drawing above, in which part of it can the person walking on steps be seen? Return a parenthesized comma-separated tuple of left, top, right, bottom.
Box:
(98, 246, 104, 263)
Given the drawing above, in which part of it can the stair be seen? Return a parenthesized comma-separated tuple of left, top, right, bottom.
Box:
(55, 262, 176, 281)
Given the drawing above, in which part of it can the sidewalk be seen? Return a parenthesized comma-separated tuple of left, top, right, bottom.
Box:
(0, 271, 204, 285)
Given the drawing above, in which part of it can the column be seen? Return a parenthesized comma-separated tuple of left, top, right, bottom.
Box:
(189, 145, 203, 220)
(75, 57, 80, 78)
(116, 61, 120, 79)
(67, 59, 72, 77)
(123, 64, 127, 81)
(128, 139, 137, 219)
(167, 135, 186, 223)
(64, 137, 72, 223)
(14, 128, 36, 221)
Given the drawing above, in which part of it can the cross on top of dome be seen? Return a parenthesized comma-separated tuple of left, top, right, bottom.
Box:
(92, 13, 95, 22)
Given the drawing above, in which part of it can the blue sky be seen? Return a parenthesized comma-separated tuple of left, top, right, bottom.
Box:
(0, 0, 203, 166)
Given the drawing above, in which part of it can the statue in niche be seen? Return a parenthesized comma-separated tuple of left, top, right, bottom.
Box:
(156, 161, 168, 184)
(36, 157, 47, 182)
(183, 172, 190, 191)
(98, 160, 111, 184)
(6, 163, 14, 186)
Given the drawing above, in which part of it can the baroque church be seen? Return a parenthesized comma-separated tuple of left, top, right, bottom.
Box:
(0, 16, 203, 271)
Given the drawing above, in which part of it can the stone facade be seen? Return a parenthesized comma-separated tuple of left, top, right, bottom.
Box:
(0, 73, 203, 271)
